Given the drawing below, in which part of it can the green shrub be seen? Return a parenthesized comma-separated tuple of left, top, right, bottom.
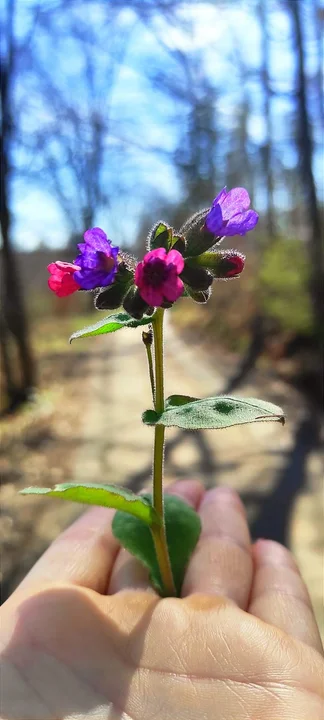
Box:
(259, 237, 312, 334)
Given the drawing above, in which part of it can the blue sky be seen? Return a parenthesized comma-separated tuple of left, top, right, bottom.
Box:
(7, 0, 324, 250)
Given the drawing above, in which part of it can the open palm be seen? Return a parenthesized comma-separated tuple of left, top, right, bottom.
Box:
(1, 481, 323, 720)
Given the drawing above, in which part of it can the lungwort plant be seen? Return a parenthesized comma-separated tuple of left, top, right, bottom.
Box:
(21, 187, 285, 597)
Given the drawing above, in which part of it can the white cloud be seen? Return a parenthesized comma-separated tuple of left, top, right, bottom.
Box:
(12, 186, 71, 250)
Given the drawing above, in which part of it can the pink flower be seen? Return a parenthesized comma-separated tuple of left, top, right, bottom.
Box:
(47, 261, 81, 297)
(135, 248, 184, 307)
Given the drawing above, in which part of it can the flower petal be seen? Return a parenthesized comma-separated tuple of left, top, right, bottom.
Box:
(162, 276, 184, 302)
(205, 204, 223, 234)
(220, 188, 251, 219)
(144, 248, 167, 263)
(139, 285, 164, 307)
(48, 260, 80, 272)
(212, 187, 227, 205)
(76, 244, 87, 255)
(83, 227, 108, 252)
(135, 261, 144, 286)
(225, 210, 259, 236)
(74, 268, 111, 290)
(76, 249, 102, 269)
(166, 249, 185, 273)
(48, 274, 80, 297)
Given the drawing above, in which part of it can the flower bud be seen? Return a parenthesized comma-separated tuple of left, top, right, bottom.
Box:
(180, 263, 213, 291)
(180, 209, 217, 257)
(123, 285, 153, 319)
(94, 263, 133, 310)
(142, 328, 153, 347)
(193, 250, 245, 279)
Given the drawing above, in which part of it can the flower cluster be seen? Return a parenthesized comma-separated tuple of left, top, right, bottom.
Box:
(48, 228, 119, 297)
(48, 187, 258, 317)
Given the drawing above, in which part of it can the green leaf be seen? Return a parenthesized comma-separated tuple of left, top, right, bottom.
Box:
(112, 493, 201, 596)
(165, 394, 197, 408)
(185, 286, 212, 303)
(69, 311, 155, 342)
(142, 395, 285, 430)
(20, 483, 158, 525)
(171, 235, 186, 253)
(148, 222, 173, 251)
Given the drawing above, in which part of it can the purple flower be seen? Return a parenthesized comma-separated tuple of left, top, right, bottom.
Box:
(74, 227, 119, 290)
(135, 248, 184, 307)
(205, 187, 259, 237)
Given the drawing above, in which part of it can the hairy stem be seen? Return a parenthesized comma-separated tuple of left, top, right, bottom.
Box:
(142, 327, 155, 404)
(151, 308, 176, 596)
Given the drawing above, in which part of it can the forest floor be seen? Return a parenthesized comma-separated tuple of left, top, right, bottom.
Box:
(1, 313, 323, 640)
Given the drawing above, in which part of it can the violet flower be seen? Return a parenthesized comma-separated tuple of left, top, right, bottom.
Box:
(206, 187, 259, 237)
(74, 227, 119, 290)
(135, 248, 184, 307)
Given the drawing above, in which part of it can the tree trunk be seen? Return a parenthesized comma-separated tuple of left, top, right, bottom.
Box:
(0, 122, 36, 401)
(259, 0, 275, 238)
(290, 0, 323, 337)
(0, 0, 36, 409)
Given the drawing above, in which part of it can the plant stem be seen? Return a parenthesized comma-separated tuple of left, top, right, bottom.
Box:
(142, 327, 155, 404)
(151, 308, 176, 596)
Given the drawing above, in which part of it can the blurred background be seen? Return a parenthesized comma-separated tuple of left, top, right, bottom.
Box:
(0, 0, 323, 633)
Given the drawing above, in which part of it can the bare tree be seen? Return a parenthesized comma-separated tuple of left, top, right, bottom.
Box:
(289, 0, 323, 338)
(16, 0, 184, 238)
(258, 0, 275, 237)
(0, 0, 35, 412)
(17, 8, 130, 236)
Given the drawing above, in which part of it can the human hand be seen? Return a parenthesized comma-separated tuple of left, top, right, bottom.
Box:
(1, 481, 323, 720)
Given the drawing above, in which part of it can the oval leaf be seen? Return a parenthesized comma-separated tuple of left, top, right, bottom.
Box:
(165, 394, 197, 408)
(112, 493, 201, 596)
(70, 311, 155, 343)
(20, 482, 158, 526)
(185, 286, 212, 303)
(148, 222, 173, 251)
(142, 395, 285, 430)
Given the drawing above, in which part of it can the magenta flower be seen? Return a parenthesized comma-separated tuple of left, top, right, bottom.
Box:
(135, 248, 184, 307)
(206, 187, 259, 237)
(74, 227, 119, 290)
(47, 261, 81, 297)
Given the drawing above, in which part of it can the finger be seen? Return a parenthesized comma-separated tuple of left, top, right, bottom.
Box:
(108, 479, 204, 594)
(182, 486, 253, 608)
(249, 539, 323, 653)
(12, 506, 119, 598)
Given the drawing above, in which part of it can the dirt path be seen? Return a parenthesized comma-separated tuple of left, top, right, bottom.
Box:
(1, 318, 323, 638)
